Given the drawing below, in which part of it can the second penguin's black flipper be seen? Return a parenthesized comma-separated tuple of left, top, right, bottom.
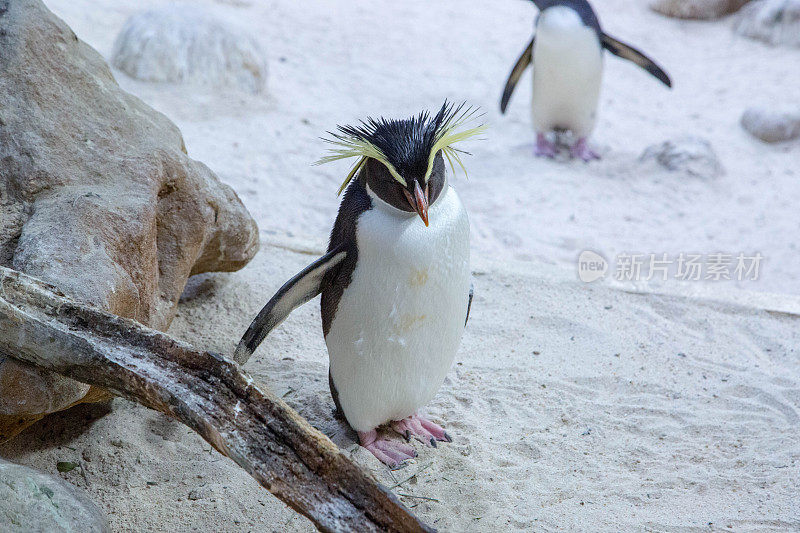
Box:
(233, 247, 347, 364)
(500, 36, 535, 114)
(601, 34, 672, 88)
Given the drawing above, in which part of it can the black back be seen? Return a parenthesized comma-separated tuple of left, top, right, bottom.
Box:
(321, 176, 373, 418)
(320, 177, 372, 337)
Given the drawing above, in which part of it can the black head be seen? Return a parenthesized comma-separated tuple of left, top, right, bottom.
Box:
(529, 0, 600, 31)
(317, 102, 484, 227)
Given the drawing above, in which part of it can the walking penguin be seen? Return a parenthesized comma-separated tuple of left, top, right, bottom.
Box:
(500, 0, 672, 160)
(234, 102, 483, 467)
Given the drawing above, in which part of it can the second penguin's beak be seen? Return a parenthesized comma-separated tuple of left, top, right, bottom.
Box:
(410, 181, 429, 227)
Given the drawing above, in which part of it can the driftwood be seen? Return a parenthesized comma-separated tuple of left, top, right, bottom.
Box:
(0, 266, 432, 533)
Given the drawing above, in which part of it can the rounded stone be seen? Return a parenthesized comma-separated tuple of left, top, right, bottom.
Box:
(741, 107, 800, 142)
(111, 4, 268, 93)
(734, 0, 800, 47)
(650, 0, 752, 20)
(0, 459, 108, 533)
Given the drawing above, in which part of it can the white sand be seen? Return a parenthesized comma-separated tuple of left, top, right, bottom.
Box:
(2, 0, 799, 531)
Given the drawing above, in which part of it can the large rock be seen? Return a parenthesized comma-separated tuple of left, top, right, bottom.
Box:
(734, 0, 800, 47)
(741, 107, 800, 142)
(0, 0, 259, 439)
(111, 4, 268, 93)
(650, 0, 751, 19)
(0, 459, 108, 532)
(638, 137, 724, 179)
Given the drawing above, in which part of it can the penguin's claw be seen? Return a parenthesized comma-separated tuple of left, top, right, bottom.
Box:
(570, 138, 600, 162)
(391, 415, 452, 447)
(535, 133, 558, 158)
(358, 430, 417, 469)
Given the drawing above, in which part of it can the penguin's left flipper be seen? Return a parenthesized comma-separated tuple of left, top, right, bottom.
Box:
(233, 247, 347, 364)
(500, 36, 535, 114)
(601, 34, 672, 88)
(465, 283, 474, 327)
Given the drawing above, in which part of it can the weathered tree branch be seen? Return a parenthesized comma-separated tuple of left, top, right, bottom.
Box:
(0, 266, 432, 533)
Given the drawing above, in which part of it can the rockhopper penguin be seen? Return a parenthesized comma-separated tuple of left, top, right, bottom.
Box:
(234, 102, 483, 467)
(499, 0, 672, 160)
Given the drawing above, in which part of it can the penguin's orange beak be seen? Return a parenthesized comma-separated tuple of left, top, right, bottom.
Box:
(406, 181, 429, 227)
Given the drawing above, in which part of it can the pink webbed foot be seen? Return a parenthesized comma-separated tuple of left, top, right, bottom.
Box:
(535, 133, 558, 158)
(358, 430, 417, 469)
(570, 137, 600, 162)
(391, 414, 452, 447)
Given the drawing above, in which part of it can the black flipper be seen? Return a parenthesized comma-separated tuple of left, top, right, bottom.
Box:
(234, 247, 347, 364)
(500, 36, 535, 114)
(601, 34, 672, 88)
(465, 283, 474, 327)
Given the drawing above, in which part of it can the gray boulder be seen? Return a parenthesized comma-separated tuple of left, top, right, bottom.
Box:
(741, 107, 800, 142)
(650, 0, 752, 19)
(111, 4, 268, 93)
(0, 0, 259, 440)
(0, 459, 108, 533)
(734, 0, 800, 47)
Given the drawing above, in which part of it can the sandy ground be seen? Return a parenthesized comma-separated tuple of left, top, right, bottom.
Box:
(4, 249, 800, 531)
(2, 0, 800, 531)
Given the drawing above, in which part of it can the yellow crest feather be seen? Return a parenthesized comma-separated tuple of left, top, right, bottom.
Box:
(424, 104, 486, 183)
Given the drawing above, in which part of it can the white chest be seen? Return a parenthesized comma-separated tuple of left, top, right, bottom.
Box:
(326, 186, 471, 432)
(532, 6, 604, 135)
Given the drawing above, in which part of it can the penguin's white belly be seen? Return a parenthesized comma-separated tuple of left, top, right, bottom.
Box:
(326, 186, 470, 433)
(532, 7, 603, 137)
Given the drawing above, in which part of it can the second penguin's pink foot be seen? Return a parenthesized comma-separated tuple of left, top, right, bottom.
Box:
(358, 429, 417, 468)
(391, 414, 452, 447)
(570, 137, 600, 161)
(535, 133, 558, 158)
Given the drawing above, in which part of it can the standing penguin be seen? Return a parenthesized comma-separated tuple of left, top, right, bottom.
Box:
(499, 0, 671, 160)
(234, 102, 483, 467)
